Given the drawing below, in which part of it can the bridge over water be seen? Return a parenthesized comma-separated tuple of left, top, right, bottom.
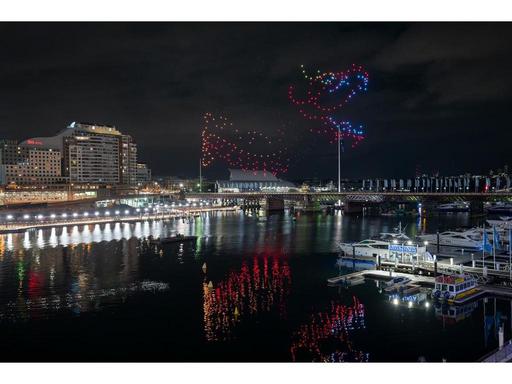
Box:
(182, 191, 512, 202)
(173, 191, 512, 212)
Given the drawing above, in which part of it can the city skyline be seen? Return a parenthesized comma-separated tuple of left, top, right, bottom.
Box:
(1, 1, 512, 371)
(1, 23, 511, 180)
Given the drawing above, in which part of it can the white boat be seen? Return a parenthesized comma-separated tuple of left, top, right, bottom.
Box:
(339, 237, 429, 260)
(378, 231, 411, 242)
(339, 222, 430, 261)
(385, 276, 411, 287)
(437, 202, 470, 212)
(339, 239, 393, 259)
(462, 226, 509, 244)
(486, 216, 512, 229)
(384, 276, 412, 293)
(418, 231, 481, 249)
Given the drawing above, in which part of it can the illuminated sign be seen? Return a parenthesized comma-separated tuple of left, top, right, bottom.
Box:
(26, 139, 43, 145)
(388, 244, 418, 254)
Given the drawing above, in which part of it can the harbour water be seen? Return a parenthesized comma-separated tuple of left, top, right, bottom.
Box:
(0, 210, 510, 362)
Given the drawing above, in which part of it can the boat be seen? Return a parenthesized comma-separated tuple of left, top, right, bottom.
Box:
(431, 274, 481, 304)
(151, 234, 198, 244)
(462, 226, 509, 244)
(339, 239, 393, 259)
(378, 231, 411, 242)
(437, 202, 470, 212)
(486, 202, 512, 214)
(418, 231, 482, 249)
(339, 238, 429, 261)
(486, 216, 512, 229)
(384, 276, 412, 293)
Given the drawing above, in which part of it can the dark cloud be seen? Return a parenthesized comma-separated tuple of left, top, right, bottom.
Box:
(0, 23, 510, 180)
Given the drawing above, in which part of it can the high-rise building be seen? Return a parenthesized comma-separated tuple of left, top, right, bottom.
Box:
(20, 122, 139, 186)
(121, 135, 138, 185)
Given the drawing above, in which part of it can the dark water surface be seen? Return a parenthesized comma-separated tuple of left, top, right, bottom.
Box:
(0, 211, 510, 362)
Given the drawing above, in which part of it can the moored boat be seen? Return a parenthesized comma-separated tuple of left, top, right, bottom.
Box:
(437, 202, 470, 212)
(151, 234, 198, 244)
(418, 231, 481, 249)
(384, 276, 412, 293)
(432, 274, 481, 304)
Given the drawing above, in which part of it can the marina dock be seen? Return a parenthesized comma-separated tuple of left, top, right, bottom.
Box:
(328, 264, 512, 300)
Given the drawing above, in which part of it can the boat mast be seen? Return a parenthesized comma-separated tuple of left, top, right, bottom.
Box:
(509, 227, 511, 281)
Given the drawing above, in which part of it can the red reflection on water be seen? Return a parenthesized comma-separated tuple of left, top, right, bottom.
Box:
(290, 297, 368, 362)
(27, 271, 43, 297)
(203, 255, 291, 341)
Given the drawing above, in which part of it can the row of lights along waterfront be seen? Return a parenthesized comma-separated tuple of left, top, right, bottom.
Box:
(1, 201, 213, 222)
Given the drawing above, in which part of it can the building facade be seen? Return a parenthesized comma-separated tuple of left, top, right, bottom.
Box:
(0, 140, 65, 186)
(18, 122, 140, 186)
(136, 163, 151, 186)
(216, 169, 296, 192)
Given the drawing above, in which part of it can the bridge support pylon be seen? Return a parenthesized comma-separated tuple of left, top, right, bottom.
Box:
(262, 197, 284, 211)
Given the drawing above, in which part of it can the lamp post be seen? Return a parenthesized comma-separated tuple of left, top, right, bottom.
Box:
(337, 129, 341, 193)
(199, 158, 202, 193)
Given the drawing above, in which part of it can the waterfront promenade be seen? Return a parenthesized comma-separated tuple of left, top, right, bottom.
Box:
(0, 206, 238, 233)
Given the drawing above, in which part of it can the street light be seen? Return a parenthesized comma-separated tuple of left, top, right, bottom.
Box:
(124, 210, 130, 215)
(50, 214, 56, 219)
(105, 211, 110, 216)
(62, 213, 68, 218)
(72, 212, 78, 218)
(94, 211, 100, 216)
(6, 215, 13, 220)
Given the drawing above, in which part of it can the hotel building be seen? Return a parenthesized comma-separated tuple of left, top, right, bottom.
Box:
(0, 122, 147, 187)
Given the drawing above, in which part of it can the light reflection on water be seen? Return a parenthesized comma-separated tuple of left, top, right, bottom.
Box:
(6, 218, 203, 250)
(0, 210, 508, 362)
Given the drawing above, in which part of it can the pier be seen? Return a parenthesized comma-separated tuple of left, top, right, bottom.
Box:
(330, 258, 512, 299)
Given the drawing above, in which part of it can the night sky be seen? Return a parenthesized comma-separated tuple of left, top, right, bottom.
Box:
(0, 23, 510, 181)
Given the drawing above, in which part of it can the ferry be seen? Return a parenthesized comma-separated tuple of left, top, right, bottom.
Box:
(339, 238, 429, 261)
(432, 274, 481, 304)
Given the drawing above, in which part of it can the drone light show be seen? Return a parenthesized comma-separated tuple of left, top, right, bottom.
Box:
(288, 64, 369, 148)
(201, 112, 290, 175)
